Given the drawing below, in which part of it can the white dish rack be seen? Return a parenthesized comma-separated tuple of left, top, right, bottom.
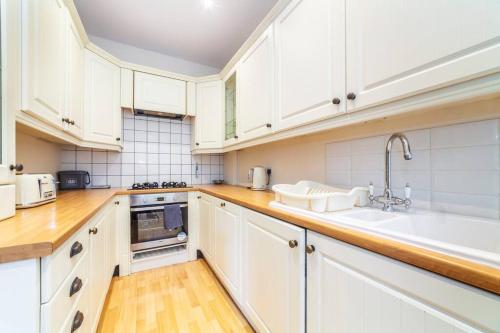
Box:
(272, 181, 369, 213)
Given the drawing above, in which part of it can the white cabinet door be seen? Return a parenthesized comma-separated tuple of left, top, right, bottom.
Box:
(194, 81, 223, 149)
(238, 26, 274, 141)
(275, 0, 345, 131)
(64, 12, 84, 139)
(0, 0, 20, 220)
(213, 199, 241, 299)
(84, 50, 121, 145)
(134, 71, 186, 115)
(307, 231, 494, 333)
(346, 0, 500, 112)
(88, 211, 110, 333)
(120, 68, 133, 110)
(198, 194, 214, 261)
(241, 208, 305, 333)
(21, 0, 66, 129)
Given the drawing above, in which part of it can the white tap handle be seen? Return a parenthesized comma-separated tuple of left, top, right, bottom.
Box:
(369, 182, 374, 196)
(405, 183, 411, 199)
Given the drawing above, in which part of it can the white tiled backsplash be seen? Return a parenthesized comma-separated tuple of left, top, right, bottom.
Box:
(60, 112, 224, 188)
(326, 119, 500, 219)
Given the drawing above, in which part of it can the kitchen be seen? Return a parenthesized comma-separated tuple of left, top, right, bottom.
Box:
(0, 0, 500, 332)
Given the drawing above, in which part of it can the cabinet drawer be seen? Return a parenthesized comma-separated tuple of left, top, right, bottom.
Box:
(60, 283, 89, 333)
(41, 251, 89, 333)
(41, 223, 89, 303)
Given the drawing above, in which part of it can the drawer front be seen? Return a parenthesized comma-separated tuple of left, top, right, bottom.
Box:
(41, 223, 89, 303)
(60, 283, 90, 333)
(41, 251, 89, 333)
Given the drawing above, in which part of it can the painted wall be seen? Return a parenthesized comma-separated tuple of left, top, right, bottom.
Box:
(227, 98, 500, 218)
(90, 35, 220, 76)
(15, 131, 61, 176)
(60, 111, 224, 188)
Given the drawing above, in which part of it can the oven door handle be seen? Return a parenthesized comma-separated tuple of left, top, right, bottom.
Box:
(130, 204, 188, 212)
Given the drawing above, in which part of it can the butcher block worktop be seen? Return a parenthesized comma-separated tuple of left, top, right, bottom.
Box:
(1, 185, 499, 295)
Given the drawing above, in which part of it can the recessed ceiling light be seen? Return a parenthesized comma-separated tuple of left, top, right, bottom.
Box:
(203, 0, 215, 10)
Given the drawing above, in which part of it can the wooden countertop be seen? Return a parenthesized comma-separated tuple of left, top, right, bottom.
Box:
(1, 185, 499, 295)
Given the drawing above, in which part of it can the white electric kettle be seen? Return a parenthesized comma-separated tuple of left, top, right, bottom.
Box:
(248, 166, 270, 191)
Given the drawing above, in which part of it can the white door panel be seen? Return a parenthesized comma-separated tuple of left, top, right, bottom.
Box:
(241, 208, 305, 333)
(275, 0, 345, 131)
(21, 0, 66, 128)
(346, 0, 500, 111)
(238, 27, 274, 141)
(134, 72, 186, 115)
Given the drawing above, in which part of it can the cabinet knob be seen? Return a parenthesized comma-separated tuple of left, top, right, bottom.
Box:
(61, 117, 68, 123)
(305, 244, 315, 254)
(71, 311, 84, 333)
(89, 227, 98, 235)
(9, 164, 24, 172)
(196, 142, 200, 146)
(69, 119, 75, 125)
(234, 135, 239, 139)
(288, 240, 298, 248)
(332, 97, 341, 105)
(69, 277, 83, 297)
(197, 195, 201, 199)
(115, 137, 121, 141)
(220, 202, 226, 207)
(114, 201, 120, 205)
(266, 123, 272, 128)
(346, 92, 356, 100)
(69, 241, 83, 258)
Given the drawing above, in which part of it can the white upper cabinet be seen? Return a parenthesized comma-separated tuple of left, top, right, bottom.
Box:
(21, 0, 67, 129)
(346, 0, 500, 112)
(275, 0, 346, 131)
(134, 71, 186, 116)
(238, 26, 275, 141)
(64, 12, 84, 139)
(84, 50, 121, 146)
(194, 80, 223, 149)
(120, 68, 134, 110)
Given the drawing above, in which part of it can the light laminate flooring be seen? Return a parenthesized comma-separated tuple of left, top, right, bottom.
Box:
(97, 259, 254, 333)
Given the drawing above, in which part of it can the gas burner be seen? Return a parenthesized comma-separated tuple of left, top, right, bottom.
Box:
(130, 182, 159, 190)
(161, 181, 187, 189)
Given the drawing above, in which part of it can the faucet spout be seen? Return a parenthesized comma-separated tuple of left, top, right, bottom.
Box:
(384, 133, 412, 209)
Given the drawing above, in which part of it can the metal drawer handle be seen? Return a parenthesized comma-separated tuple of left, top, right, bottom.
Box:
(69, 241, 83, 258)
(71, 311, 84, 333)
(89, 227, 98, 235)
(220, 202, 226, 207)
(69, 277, 83, 297)
(288, 240, 298, 248)
(305, 244, 315, 254)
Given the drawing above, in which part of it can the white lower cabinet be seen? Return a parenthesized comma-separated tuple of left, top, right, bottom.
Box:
(88, 203, 114, 332)
(197, 195, 500, 333)
(198, 193, 215, 261)
(240, 208, 306, 333)
(306, 231, 500, 333)
(213, 199, 241, 299)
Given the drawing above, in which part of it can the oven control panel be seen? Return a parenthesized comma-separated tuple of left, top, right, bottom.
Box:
(130, 192, 189, 207)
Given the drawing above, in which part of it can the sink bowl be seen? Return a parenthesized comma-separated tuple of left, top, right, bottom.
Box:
(269, 201, 500, 268)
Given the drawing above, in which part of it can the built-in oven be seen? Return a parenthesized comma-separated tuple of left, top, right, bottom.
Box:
(130, 192, 188, 252)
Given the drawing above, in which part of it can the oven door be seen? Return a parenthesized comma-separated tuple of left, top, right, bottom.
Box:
(130, 203, 188, 251)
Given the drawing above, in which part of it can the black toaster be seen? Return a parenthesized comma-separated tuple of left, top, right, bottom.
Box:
(57, 171, 91, 190)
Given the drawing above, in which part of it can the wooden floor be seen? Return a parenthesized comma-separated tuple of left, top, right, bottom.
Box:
(97, 259, 254, 333)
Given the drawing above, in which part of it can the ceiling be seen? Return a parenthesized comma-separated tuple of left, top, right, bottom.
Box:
(74, 0, 278, 69)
